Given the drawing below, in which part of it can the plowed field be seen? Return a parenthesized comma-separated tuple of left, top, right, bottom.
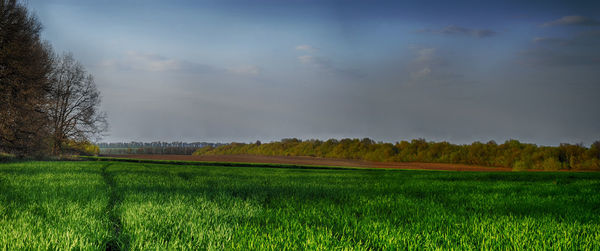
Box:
(105, 154, 514, 171)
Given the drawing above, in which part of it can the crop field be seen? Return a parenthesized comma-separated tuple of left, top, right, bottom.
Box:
(1, 161, 600, 250)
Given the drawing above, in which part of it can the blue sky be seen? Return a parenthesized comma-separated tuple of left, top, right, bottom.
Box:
(27, 0, 600, 145)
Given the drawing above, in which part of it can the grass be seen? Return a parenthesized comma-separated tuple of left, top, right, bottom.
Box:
(0, 161, 112, 249)
(1, 160, 600, 249)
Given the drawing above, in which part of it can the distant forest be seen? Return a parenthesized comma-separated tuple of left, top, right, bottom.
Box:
(193, 138, 600, 170)
(99, 142, 222, 155)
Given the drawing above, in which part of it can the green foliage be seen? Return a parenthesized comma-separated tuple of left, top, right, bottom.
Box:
(193, 138, 600, 170)
(1, 161, 600, 249)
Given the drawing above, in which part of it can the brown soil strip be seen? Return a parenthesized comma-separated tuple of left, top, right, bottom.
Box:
(104, 154, 520, 172)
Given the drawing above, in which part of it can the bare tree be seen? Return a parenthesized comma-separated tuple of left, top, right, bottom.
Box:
(0, 0, 53, 156)
(48, 53, 107, 154)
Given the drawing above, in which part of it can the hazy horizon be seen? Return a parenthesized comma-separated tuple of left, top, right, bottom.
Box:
(28, 0, 600, 146)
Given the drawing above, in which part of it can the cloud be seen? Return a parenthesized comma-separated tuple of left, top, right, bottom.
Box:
(542, 16, 600, 27)
(409, 48, 436, 82)
(297, 54, 363, 78)
(415, 48, 436, 63)
(520, 49, 600, 67)
(408, 47, 436, 83)
(521, 31, 600, 67)
(405, 47, 464, 86)
(571, 30, 600, 46)
(297, 54, 334, 70)
(112, 51, 181, 71)
(227, 65, 261, 76)
(533, 31, 600, 46)
(418, 25, 496, 38)
(298, 55, 330, 67)
(411, 67, 432, 80)
(295, 45, 364, 78)
(100, 51, 214, 73)
(297, 55, 315, 64)
(533, 37, 570, 46)
(295, 44, 318, 53)
(411, 47, 446, 68)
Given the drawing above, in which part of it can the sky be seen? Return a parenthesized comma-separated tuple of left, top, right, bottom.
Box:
(27, 0, 600, 145)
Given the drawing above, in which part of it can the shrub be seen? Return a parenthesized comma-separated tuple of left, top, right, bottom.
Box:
(192, 146, 215, 156)
(0, 152, 16, 162)
(581, 158, 600, 170)
(512, 160, 531, 171)
(64, 140, 99, 156)
(541, 158, 562, 171)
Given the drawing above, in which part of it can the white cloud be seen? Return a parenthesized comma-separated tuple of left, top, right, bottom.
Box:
(99, 51, 214, 73)
(411, 67, 432, 80)
(227, 65, 261, 76)
(295, 44, 318, 52)
(296, 54, 362, 77)
(415, 48, 436, 63)
(124, 51, 182, 71)
(297, 54, 333, 70)
(407, 47, 458, 85)
(297, 55, 314, 64)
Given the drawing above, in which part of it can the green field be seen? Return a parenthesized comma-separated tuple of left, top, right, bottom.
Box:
(1, 161, 599, 250)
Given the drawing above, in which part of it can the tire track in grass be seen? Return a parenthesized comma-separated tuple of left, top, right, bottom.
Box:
(101, 163, 126, 251)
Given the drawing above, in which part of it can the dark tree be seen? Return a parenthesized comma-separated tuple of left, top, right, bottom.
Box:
(48, 53, 107, 154)
(590, 141, 600, 159)
(0, 0, 53, 156)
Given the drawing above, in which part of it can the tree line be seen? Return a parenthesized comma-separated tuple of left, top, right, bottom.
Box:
(1, 0, 106, 157)
(98, 141, 221, 149)
(193, 138, 600, 170)
(101, 147, 204, 156)
(99, 142, 222, 155)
